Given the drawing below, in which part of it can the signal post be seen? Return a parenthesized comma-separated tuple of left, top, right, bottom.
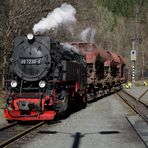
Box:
(131, 48, 136, 87)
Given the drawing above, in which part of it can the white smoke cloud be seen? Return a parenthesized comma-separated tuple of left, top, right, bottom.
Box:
(33, 3, 77, 34)
(61, 43, 79, 53)
(79, 27, 96, 42)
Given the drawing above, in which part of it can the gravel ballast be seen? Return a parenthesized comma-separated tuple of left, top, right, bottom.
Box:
(22, 94, 145, 148)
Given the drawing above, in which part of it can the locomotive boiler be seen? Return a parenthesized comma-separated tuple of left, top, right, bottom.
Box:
(4, 34, 87, 121)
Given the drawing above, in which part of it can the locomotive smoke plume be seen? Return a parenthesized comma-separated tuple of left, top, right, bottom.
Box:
(61, 43, 79, 53)
(79, 27, 96, 43)
(33, 3, 77, 34)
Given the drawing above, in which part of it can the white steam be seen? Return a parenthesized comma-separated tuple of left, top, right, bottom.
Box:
(61, 43, 79, 53)
(79, 27, 96, 42)
(33, 3, 77, 34)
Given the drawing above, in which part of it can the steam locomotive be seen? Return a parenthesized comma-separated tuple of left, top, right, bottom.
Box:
(4, 34, 126, 121)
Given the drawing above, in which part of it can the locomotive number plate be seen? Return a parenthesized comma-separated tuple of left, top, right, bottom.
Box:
(21, 59, 41, 65)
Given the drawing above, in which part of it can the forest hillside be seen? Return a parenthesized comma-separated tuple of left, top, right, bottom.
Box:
(0, 0, 148, 87)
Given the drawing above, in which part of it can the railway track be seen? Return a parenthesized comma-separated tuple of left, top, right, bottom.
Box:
(117, 90, 148, 122)
(117, 90, 148, 147)
(0, 121, 45, 147)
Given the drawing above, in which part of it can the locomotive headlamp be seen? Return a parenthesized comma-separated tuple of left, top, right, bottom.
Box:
(10, 80, 17, 88)
(39, 81, 46, 88)
(27, 33, 34, 40)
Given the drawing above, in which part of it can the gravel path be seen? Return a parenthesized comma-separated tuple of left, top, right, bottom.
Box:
(21, 94, 146, 148)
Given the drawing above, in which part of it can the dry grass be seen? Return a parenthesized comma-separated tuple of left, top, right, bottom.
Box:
(0, 90, 6, 108)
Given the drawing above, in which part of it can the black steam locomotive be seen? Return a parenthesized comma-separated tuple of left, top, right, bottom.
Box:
(4, 34, 87, 121)
(4, 33, 126, 122)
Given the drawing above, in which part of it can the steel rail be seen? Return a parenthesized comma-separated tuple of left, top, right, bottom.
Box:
(117, 90, 148, 123)
(123, 89, 148, 107)
(117, 90, 148, 148)
(0, 121, 45, 147)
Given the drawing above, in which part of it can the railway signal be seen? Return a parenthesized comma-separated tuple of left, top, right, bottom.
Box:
(131, 49, 136, 61)
(131, 49, 136, 86)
